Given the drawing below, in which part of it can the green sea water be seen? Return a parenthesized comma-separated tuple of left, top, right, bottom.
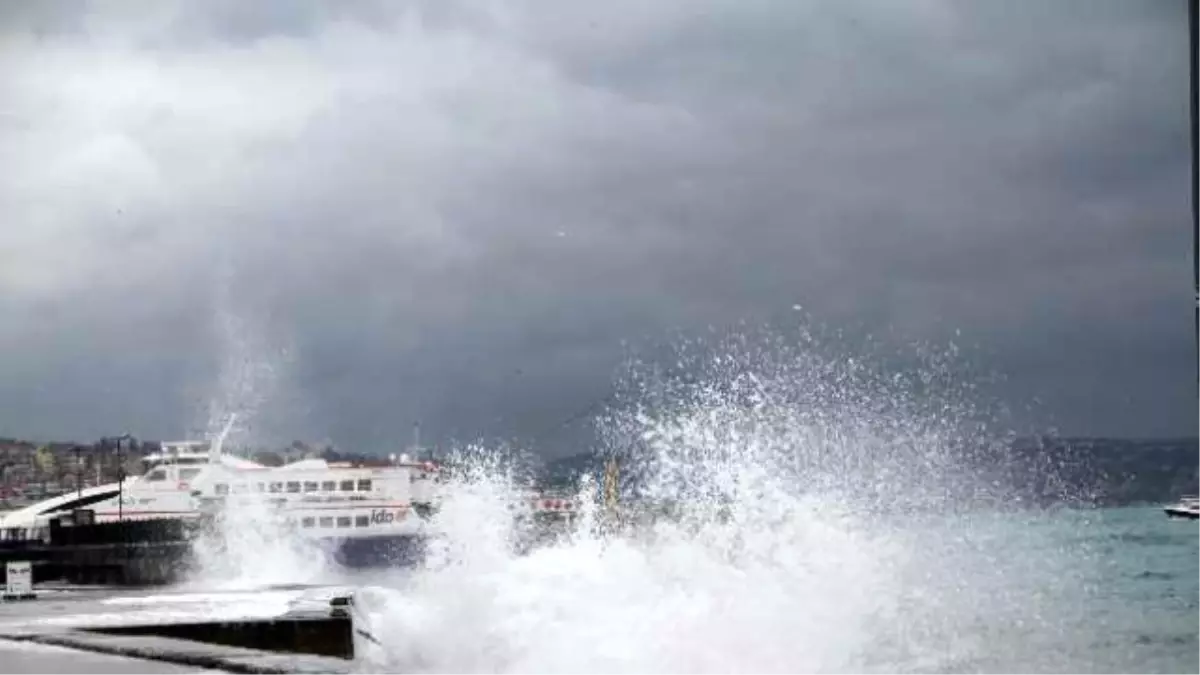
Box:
(1054, 506, 1198, 674)
(873, 505, 1199, 673)
(339, 503, 1198, 674)
(198, 496, 1198, 673)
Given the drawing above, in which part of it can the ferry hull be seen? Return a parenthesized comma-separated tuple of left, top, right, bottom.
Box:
(324, 534, 429, 568)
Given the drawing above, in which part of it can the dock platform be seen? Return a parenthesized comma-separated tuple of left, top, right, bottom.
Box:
(0, 584, 358, 673)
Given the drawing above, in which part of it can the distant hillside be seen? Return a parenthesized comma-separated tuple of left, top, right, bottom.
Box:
(997, 437, 1198, 506)
(538, 437, 1198, 507)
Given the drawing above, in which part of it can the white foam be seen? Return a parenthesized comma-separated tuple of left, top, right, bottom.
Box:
(346, 330, 1082, 673)
(100, 590, 301, 607)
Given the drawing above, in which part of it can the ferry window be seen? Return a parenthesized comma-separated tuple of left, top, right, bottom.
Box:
(321, 481, 336, 491)
(269, 482, 282, 493)
(357, 479, 372, 492)
(144, 469, 167, 482)
(339, 480, 355, 491)
(355, 515, 369, 527)
(179, 468, 202, 481)
(255, 483, 265, 492)
(303, 481, 318, 493)
(301, 517, 315, 528)
(215, 484, 229, 496)
(336, 517, 352, 528)
(319, 517, 333, 528)
(286, 482, 301, 493)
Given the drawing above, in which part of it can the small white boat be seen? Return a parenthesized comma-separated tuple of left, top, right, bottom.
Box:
(1163, 495, 1199, 520)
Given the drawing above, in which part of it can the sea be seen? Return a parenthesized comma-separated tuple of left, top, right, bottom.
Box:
(6, 502, 1193, 674)
(179, 324, 1198, 673)
(859, 505, 1200, 674)
(194, 495, 1199, 673)
(314, 499, 1195, 672)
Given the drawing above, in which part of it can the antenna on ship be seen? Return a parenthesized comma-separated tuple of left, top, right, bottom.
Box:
(210, 413, 238, 465)
(410, 421, 423, 460)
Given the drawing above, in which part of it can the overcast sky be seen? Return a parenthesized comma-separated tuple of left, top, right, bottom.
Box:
(0, 0, 1192, 454)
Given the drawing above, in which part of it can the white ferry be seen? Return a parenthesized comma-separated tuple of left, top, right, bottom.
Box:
(0, 434, 444, 566)
(0, 429, 585, 566)
(187, 445, 443, 566)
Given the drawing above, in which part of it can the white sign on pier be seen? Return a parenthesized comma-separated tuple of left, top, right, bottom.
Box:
(3, 560, 35, 601)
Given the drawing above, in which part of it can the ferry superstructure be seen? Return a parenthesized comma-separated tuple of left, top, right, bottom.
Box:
(0, 434, 582, 567)
(187, 451, 442, 565)
(0, 410, 587, 570)
(0, 439, 442, 553)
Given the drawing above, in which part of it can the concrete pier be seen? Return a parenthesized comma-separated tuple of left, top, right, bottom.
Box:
(94, 615, 353, 660)
(0, 585, 357, 673)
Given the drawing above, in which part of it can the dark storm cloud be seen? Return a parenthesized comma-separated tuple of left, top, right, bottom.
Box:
(0, 0, 1191, 452)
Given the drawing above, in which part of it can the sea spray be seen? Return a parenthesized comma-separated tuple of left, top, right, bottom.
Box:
(194, 272, 294, 445)
(186, 491, 334, 589)
(358, 471, 897, 672)
(350, 329, 1022, 672)
(350, 326, 1086, 673)
(184, 414, 334, 589)
(183, 274, 333, 588)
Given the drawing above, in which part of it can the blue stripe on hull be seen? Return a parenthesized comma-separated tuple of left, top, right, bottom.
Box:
(319, 534, 428, 568)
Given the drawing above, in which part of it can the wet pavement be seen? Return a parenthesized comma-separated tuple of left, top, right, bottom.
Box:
(0, 639, 218, 673)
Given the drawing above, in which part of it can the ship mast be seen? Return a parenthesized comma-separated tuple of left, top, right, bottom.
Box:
(209, 414, 238, 465)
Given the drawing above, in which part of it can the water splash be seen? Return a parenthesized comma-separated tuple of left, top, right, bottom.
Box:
(208, 412, 237, 463)
(182, 269, 331, 589)
(195, 293, 293, 447)
(186, 496, 335, 590)
(184, 412, 332, 589)
(355, 325, 1082, 673)
(190, 257, 309, 449)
